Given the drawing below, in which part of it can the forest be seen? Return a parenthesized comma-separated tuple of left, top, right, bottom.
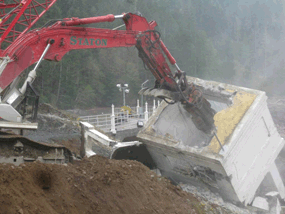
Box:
(26, 0, 285, 109)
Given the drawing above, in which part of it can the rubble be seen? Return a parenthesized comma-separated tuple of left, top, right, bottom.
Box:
(180, 184, 253, 213)
(24, 103, 80, 143)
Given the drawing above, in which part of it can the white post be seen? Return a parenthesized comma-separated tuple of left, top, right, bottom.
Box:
(110, 104, 116, 134)
(158, 100, 160, 107)
(136, 99, 140, 117)
(152, 99, 156, 114)
(144, 102, 148, 121)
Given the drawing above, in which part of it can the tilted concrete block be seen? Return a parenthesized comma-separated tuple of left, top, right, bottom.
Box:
(137, 77, 285, 206)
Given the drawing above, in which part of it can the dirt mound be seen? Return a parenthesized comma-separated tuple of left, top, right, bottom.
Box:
(53, 136, 81, 156)
(38, 103, 78, 120)
(0, 156, 229, 214)
(24, 103, 80, 144)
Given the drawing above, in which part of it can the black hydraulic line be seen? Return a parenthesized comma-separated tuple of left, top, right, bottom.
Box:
(163, 98, 176, 105)
(214, 132, 224, 151)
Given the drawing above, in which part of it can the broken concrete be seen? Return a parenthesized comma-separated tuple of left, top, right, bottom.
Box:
(80, 122, 142, 158)
(137, 77, 285, 208)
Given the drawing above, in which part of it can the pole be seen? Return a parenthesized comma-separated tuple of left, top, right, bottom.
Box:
(141, 80, 149, 117)
(141, 93, 143, 110)
(141, 80, 149, 107)
(123, 88, 126, 106)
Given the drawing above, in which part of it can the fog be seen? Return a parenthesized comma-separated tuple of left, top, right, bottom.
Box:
(194, 0, 285, 96)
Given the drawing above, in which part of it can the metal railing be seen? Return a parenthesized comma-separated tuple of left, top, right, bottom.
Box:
(80, 113, 112, 131)
(80, 105, 155, 133)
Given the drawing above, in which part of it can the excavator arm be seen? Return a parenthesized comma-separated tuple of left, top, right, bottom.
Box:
(0, 13, 177, 92)
(0, 12, 221, 134)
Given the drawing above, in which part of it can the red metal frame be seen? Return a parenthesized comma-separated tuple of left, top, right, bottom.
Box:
(0, 13, 178, 92)
(0, 0, 57, 50)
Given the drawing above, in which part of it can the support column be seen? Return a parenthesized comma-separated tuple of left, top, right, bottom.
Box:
(110, 104, 116, 134)
(145, 102, 148, 121)
(158, 100, 160, 107)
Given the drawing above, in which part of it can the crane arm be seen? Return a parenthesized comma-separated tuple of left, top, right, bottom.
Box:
(0, 0, 58, 49)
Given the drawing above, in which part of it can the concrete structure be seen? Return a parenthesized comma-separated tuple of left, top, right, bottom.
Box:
(137, 77, 285, 210)
(80, 122, 142, 159)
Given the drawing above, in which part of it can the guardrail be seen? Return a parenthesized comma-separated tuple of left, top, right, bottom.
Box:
(80, 104, 156, 133)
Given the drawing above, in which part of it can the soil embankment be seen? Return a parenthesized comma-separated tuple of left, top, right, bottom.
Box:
(0, 156, 227, 214)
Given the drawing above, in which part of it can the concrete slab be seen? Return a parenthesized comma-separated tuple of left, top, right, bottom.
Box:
(270, 162, 285, 199)
(252, 197, 269, 211)
(80, 122, 142, 159)
(152, 103, 211, 148)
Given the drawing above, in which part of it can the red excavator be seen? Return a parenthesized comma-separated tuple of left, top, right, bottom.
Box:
(0, 0, 232, 134)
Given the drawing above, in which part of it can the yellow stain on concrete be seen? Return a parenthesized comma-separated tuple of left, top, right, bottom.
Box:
(208, 91, 257, 153)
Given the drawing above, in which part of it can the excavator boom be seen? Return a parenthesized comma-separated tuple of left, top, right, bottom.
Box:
(0, 12, 231, 133)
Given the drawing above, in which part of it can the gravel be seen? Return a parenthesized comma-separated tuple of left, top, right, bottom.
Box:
(180, 184, 255, 214)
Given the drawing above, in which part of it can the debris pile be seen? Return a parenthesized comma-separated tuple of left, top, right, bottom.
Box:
(180, 184, 252, 213)
(0, 156, 230, 214)
(36, 103, 79, 133)
(24, 103, 80, 143)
